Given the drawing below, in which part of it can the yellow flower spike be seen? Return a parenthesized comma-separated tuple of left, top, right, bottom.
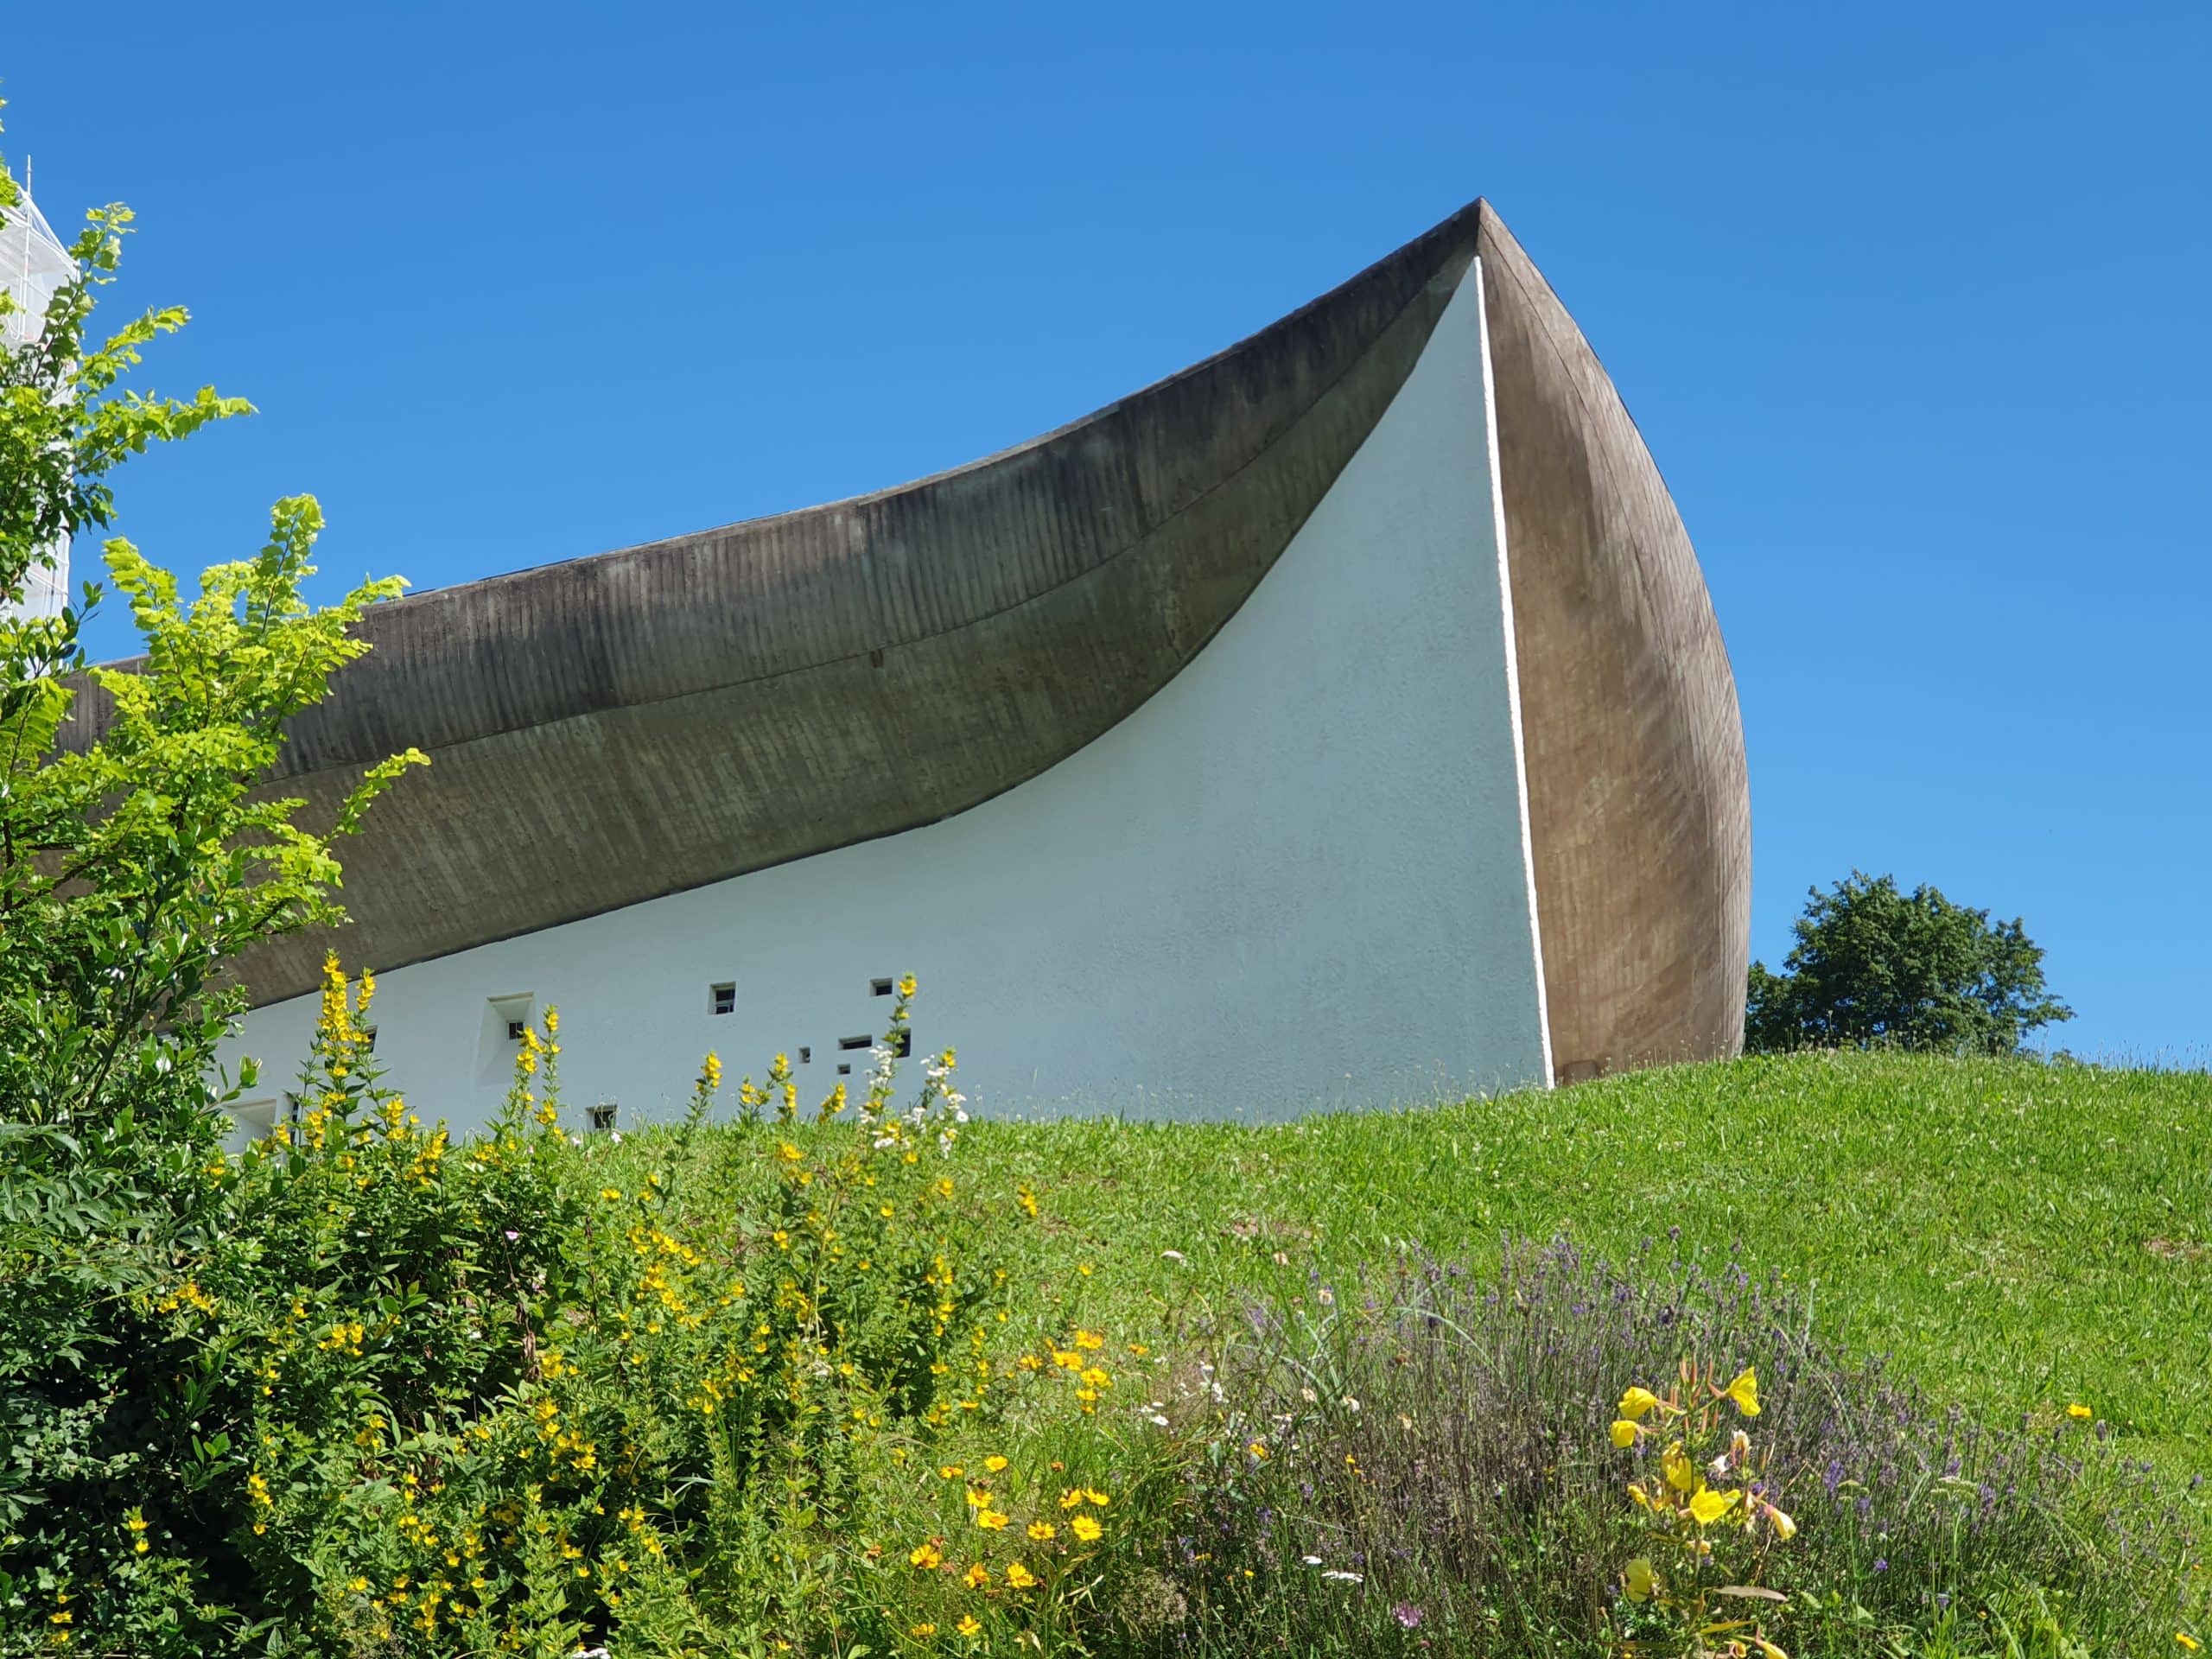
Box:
(1611, 1419, 1639, 1449)
(1724, 1366, 1761, 1417)
(1624, 1557, 1659, 1601)
(1618, 1385, 1662, 1421)
(1688, 1484, 1741, 1527)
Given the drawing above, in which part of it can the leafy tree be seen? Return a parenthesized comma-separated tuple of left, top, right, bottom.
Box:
(0, 106, 423, 1647)
(1745, 871, 2072, 1057)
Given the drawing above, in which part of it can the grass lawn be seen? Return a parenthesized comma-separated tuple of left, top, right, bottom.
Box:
(948, 1052, 2212, 1479)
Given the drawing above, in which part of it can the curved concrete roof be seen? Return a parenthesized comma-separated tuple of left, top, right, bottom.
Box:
(66, 200, 1749, 1077)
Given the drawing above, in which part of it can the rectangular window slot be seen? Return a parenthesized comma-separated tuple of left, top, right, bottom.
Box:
(798, 1046, 811, 1064)
(836, 1063, 851, 1077)
(890, 1029, 912, 1058)
(505, 1019, 527, 1041)
(588, 1103, 619, 1132)
(710, 982, 736, 1016)
(871, 978, 893, 996)
(837, 1034, 873, 1052)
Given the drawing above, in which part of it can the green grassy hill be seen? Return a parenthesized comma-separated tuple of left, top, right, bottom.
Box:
(952, 1052, 2212, 1478)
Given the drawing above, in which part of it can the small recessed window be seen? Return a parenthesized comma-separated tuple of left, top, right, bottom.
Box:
(588, 1103, 619, 1132)
(871, 978, 893, 997)
(890, 1029, 912, 1059)
(838, 1034, 873, 1052)
(836, 1064, 851, 1077)
(798, 1046, 811, 1064)
(505, 1019, 527, 1042)
(710, 982, 736, 1016)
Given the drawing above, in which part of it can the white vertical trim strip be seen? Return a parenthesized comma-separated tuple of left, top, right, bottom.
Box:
(1472, 254, 1555, 1089)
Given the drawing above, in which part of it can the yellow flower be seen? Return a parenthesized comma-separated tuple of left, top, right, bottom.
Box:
(2068, 1403, 2094, 1421)
(984, 1455, 1009, 1473)
(1610, 1419, 1639, 1448)
(909, 1626, 937, 1639)
(1248, 1440, 1268, 1460)
(1027, 1521, 1057, 1541)
(1757, 1497, 1797, 1541)
(777, 1141, 802, 1163)
(910, 1541, 943, 1569)
(2176, 1636, 2200, 1652)
(1688, 1484, 1740, 1527)
(939, 1465, 964, 1479)
(956, 1615, 982, 1637)
(1618, 1385, 1662, 1421)
(963, 1562, 989, 1589)
(1662, 1443, 1694, 1494)
(1005, 1560, 1038, 1588)
(1074, 1329, 1104, 1350)
(965, 1487, 990, 1510)
(1624, 1556, 1658, 1601)
(1070, 1514, 1103, 1542)
(1754, 1639, 1790, 1659)
(1724, 1367, 1760, 1417)
(1084, 1489, 1110, 1507)
(1059, 1487, 1086, 1509)
(976, 1510, 1011, 1530)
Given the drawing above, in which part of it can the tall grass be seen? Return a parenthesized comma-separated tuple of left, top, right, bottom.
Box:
(1137, 1238, 2202, 1658)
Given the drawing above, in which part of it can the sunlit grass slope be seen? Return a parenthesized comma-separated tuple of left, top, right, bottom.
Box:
(954, 1052, 2211, 1477)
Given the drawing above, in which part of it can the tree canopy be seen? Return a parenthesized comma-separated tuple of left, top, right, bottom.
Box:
(1745, 871, 2072, 1057)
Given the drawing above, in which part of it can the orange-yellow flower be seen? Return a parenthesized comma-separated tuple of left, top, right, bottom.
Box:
(909, 1542, 943, 1569)
(1027, 1521, 1056, 1541)
(1070, 1514, 1103, 1543)
(1005, 1561, 1038, 1588)
(1723, 1367, 1760, 1418)
(1688, 1485, 1740, 1527)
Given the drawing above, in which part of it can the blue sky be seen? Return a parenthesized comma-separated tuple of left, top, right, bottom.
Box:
(8, 2, 2207, 1062)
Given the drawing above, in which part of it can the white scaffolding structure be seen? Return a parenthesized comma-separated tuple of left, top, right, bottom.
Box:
(2, 183, 79, 620)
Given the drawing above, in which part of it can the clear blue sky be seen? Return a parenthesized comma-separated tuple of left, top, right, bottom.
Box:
(9, 3, 2208, 1064)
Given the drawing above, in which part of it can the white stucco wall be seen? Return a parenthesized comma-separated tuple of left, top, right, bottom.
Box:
(222, 259, 1551, 1132)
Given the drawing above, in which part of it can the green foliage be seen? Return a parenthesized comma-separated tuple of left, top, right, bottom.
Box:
(0, 118, 423, 1652)
(1744, 872, 2072, 1058)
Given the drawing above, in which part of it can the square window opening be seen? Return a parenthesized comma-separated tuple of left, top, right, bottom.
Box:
(710, 982, 736, 1016)
(870, 977, 894, 996)
(588, 1103, 620, 1133)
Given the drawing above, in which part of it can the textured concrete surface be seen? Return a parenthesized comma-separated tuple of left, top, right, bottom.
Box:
(1475, 213, 1752, 1076)
(70, 200, 1751, 1087)
(220, 262, 1549, 1126)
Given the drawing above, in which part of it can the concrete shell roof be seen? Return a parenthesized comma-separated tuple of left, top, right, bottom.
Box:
(67, 199, 1750, 1077)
